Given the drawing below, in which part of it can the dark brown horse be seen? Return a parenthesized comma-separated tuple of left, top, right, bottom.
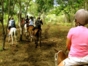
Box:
(32, 28, 42, 48)
(27, 26, 42, 48)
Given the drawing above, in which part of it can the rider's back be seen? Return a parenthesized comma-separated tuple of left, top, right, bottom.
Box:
(35, 19, 43, 27)
(11, 20, 16, 27)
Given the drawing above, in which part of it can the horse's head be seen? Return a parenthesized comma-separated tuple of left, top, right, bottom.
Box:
(54, 49, 67, 65)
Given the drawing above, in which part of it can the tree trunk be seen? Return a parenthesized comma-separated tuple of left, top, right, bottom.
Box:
(18, 0, 23, 41)
(1, 0, 6, 50)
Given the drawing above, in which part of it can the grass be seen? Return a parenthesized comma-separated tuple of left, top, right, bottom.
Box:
(0, 23, 72, 66)
(0, 46, 3, 51)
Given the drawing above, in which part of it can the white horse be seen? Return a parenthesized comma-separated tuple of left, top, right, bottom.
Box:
(8, 27, 17, 45)
(24, 24, 27, 33)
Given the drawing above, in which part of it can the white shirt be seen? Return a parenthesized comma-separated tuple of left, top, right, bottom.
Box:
(8, 19, 15, 26)
(29, 19, 34, 26)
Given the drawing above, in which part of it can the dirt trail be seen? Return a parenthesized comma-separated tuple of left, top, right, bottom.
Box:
(0, 25, 70, 66)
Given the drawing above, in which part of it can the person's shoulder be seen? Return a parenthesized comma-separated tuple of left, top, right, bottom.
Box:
(68, 27, 77, 32)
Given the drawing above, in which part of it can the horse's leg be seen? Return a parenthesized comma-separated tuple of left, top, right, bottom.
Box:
(36, 30, 40, 48)
(11, 33, 14, 45)
(14, 30, 17, 42)
(8, 34, 11, 42)
(7, 29, 10, 36)
(28, 27, 31, 41)
(29, 26, 34, 42)
(34, 34, 39, 48)
(36, 30, 42, 47)
(24, 24, 28, 37)
(39, 30, 42, 47)
(30, 30, 33, 41)
(33, 29, 39, 48)
(35, 37, 38, 48)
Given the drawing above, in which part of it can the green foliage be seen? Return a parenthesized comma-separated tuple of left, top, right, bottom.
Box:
(35, 0, 53, 13)
(1, 0, 88, 24)
(47, 0, 86, 23)
(29, 1, 38, 16)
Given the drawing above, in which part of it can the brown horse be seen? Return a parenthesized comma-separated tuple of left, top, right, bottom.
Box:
(34, 29, 41, 48)
(18, 18, 25, 41)
(27, 25, 34, 41)
(54, 49, 88, 66)
(54, 49, 67, 66)
(27, 26, 42, 48)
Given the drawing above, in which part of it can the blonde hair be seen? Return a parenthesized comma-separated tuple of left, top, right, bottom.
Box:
(75, 9, 88, 25)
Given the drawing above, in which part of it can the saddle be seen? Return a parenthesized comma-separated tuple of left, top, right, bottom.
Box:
(27, 25, 34, 30)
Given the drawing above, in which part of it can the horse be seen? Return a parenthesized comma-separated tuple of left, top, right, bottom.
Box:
(19, 17, 31, 40)
(54, 49, 67, 66)
(8, 27, 17, 45)
(27, 26, 41, 48)
(54, 49, 88, 66)
(19, 18, 25, 34)
(33, 28, 42, 48)
(27, 25, 34, 41)
(24, 23, 27, 33)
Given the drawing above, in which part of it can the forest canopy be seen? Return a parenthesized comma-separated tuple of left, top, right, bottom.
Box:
(0, 0, 88, 23)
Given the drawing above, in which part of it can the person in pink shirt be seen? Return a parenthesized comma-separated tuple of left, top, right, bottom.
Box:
(58, 9, 88, 66)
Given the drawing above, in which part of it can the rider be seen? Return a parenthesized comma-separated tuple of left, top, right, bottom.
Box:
(29, 16, 34, 26)
(24, 15, 29, 32)
(25, 15, 29, 27)
(8, 17, 16, 31)
(34, 16, 43, 30)
(58, 9, 88, 66)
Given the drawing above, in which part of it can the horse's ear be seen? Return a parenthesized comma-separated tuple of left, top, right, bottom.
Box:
(54, 48, 58, 52)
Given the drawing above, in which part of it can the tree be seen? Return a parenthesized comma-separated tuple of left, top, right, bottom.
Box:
(0, 0, 5, 50)
(35, 0, 53, 14)
(55, 0, 84, 22)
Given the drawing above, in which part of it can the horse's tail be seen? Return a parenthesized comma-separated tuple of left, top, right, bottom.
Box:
(13, 28, 17, 36)
(12, 31, 14, 36)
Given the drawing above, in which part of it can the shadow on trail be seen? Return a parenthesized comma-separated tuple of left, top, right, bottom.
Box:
(23, 39, 56, 66)
(0, 25, 71, 66)
(21, 25, 70, 66)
